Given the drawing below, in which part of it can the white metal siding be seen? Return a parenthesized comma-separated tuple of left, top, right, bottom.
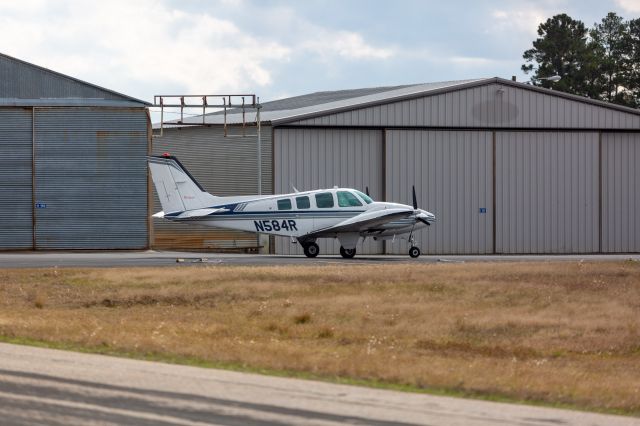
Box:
(496, 132, 599, 253)
(34, 108, 148, 249)
(274, 128, 383, 255)
(289, 84, 640, 129)
(602, 133, 640, 252)
(385, 130, 493, 254)
(0, 108, 33, 249)
(152, 125, 272, 250)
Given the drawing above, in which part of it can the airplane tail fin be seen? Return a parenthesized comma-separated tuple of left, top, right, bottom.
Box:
(147, 155, 219, 214)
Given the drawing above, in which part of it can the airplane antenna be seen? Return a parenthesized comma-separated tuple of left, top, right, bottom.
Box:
(365, 186, 370, 197)
(290, 183, 300, 193)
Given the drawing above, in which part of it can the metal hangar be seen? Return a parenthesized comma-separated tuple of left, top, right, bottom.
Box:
(0, 53, 150, 250)
(159, 78, 640, 255)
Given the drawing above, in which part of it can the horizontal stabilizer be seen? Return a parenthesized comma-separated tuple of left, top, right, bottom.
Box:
(172, 207, 228, 219)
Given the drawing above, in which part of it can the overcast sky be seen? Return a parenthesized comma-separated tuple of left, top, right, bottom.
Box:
(1, 0, 639, 108)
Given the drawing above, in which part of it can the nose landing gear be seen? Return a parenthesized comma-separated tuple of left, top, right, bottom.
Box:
(407, 227, 421, 258)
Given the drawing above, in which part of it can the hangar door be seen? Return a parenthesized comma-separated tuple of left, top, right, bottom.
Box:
(495, 132, 599, 253)
(0, 108, 33, 249)
(274, 128, 384, 255)
(385, 130, 493, 254)
(34, 108, 148, 249)
(602, 133, 640, 252)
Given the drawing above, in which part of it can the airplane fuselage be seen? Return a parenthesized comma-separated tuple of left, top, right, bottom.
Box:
(163, 188, 431, 241)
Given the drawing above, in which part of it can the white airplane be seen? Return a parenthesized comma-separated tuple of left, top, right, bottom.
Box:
(148, 154, 436, 258)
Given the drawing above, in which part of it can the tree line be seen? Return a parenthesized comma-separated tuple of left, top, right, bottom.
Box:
(522, 12, 640, 108)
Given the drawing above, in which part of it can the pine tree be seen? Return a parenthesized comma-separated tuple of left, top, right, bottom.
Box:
(627, 17, 640, 107)
(521, 14, 595, 96)
(589, 12, 633, 106)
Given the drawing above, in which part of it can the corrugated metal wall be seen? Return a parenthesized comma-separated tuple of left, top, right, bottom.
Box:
(385, 130, 493, 254)
(34, 108, 148, 249)
(288, 84, 640, 129)
(602, 133, 640, 252)
(0, 108, 33, 249)
(274, 128, 383, 255)
(151, 125, 272, 250)
(496, 132, 599, 253)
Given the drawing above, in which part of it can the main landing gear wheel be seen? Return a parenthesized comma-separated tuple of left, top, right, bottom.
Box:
(303, 242, 319, 258)
(339, 246, 356, 259)
(409, 246, 421, 258)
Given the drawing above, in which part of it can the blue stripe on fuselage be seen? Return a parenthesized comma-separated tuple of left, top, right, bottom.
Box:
(166, 209, 366, 218)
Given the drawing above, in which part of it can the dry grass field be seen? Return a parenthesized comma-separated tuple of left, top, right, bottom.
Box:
(0, 261, 639, 414)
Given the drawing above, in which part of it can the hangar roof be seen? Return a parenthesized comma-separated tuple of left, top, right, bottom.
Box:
(0, 52, 150, 106)
(247, 84, 418, 112)
(170, 79, 486, 126)
(167, 77, 640, 128)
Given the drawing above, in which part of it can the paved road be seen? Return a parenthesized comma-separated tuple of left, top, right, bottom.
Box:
(0, 250, 638, 268)
(0, 343, 637, 426)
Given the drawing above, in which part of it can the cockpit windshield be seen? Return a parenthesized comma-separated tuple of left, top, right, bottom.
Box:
(354, 190, 373, 204)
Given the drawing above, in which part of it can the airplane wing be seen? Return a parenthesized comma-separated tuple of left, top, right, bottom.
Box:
(307, 208, 414, 237)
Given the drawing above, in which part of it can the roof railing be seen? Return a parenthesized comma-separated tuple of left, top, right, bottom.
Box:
(151, 94, 260, 138)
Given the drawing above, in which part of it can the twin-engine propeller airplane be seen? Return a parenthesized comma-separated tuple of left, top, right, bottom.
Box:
(148, 154, 435, 258)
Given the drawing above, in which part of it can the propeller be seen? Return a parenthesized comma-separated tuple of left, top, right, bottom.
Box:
(412, 185, 418, 210)
(417, 216, 431, 226)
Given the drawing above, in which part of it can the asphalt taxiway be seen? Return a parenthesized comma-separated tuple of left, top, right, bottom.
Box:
(0, 343, 637, 426)
(0, 250, 638, 268)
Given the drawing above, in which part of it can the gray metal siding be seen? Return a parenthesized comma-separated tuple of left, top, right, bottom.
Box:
(289, 84, 640, 129)
(496, 132, 599, 253)
(0, 54, 136, 102)
(385, 130, 493, 254)
(0, 108, 33, 249)
(274, 128, 383, 255)
(602, 133, 640, 252)
(151, 125, 272, 249)
(34, 108, 148, 249)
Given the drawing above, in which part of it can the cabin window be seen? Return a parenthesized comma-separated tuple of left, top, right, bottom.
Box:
(315, 192, 334, 208)
(337, 191, 363, 207)
(354, 190, 373, 204)
(296, 196, 310, 209)
(277, 199, 292, 210)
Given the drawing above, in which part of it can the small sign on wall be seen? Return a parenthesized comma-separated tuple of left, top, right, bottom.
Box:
(479, 207, 486, 214)
(35, 202, 47, 209)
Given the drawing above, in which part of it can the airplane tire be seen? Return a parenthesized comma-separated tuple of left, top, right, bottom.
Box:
(303, 242, 319, 258)
(409, 246, 421, 258)
(339, 246, 356, 259)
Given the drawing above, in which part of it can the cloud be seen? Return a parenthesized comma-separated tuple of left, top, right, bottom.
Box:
(0, 0, 396, 102)
(0, 0, 290, 100)
(614, 0, 640, 13)
(448, 56, 498, 66)
(488, 8, 548, 36)
(301, 30, 394, 60)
